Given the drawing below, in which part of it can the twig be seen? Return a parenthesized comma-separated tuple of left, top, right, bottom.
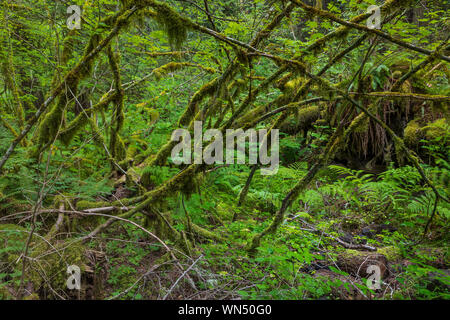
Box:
(162, 254, 203, 300)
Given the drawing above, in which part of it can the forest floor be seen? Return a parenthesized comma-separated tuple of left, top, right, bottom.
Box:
(2, 160, 447, 300)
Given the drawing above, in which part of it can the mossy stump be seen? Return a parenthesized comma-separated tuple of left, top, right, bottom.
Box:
(336, 249, 389, 279)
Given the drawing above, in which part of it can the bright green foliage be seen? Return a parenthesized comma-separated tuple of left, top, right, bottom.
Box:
(0, 0, 449, 301)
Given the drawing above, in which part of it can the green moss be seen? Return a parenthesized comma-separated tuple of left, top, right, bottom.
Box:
(80, 33, 101, 78)
(115, 135, 127, 161)
(274, 73, 293, 90)
(423, 118, 449, 140)
(378, 246, 403, 262)
(28, 239, 88, 295)
(140, 167, 156, 189)
(404, 120, 422, 147)
(76, 200, 110, 210)
(37, 98, 66, 146)
(38, 33, 102, 148)
(280, 105, 321, 135)
(151, 1, 193, 49)
(149, 140, 178, 166)
(107, 44, 126, 163)
(0, 225, 82, 297)
(154, 62, 215, 80)
(392, 70, 403, 80)
(76, 196, 139, 211)
(234, 105, 266, 128)
(154, 62, 189, 80)
(339, 249, 368, 260)
(178, 78, 218, 127)
(191, 223, 225, 242)
(283, 76, 304, 93)
(0, 223, 28, 236)
(59, 93, 114, 146)
(344, 112, 369, 140)
(126, 145, 139, 158)
(297, 105, 321, 124)
(0, 286, 13, 300)
(216, 203, 234, 221)
(404, 118, 448, 148)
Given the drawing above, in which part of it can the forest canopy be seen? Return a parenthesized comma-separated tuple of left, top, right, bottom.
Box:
(0, 0, 449, 300)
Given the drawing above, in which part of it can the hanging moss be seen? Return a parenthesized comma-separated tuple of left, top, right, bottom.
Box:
(88, 116, 107, 147)
(60, 30, 78, 66)
(204, 98, 223, 121)
(151, 1, 194, 49)
(140, 167, 156, 190)
(181, 172, 204, 199)
(431, 100, 448, 114)
(347, 112, 369, 135)
(154, 62, 187, 80)
(139, 166, 176, 190)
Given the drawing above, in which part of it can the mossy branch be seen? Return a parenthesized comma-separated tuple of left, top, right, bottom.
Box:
(0, 6, 141, 172)
(290, 0, 450, 62)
